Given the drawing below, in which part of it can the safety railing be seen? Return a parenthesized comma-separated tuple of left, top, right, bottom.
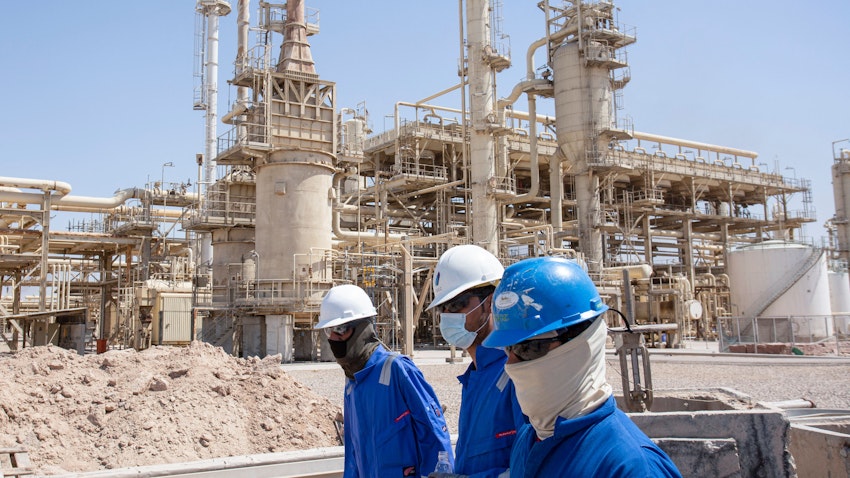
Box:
(624, 189, 663, 204)
(391, 161, 447, 180)
(189, 199, 256, 226)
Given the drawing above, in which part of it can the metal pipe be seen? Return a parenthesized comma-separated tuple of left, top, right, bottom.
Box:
(0, 187, 144, 208)
(331, 170, 406, 243)
(633, 131, 758, 160)
(762, 398, 816, 409)
(0, 177, 71, 195)
(0, 186, 200, 214)
(416, 81, 466, 105)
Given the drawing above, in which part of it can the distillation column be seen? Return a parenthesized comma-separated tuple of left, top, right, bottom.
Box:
(548, 0, 635, 274)
(199, 0, 251, 356)
(466, 0, 500, 254)
(195, 0, 231, 266)
(832, 148, 850, 266)
(253, 0, 335, 360)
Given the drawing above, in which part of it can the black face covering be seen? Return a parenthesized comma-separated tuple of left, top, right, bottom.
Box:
(329, 337, 348, 358)
(327, 318, 380, 379)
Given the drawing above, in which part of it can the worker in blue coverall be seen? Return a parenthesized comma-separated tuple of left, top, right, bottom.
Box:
(315, 284, 453, 478)
(483, 257, 683, 478)
(425, 245, 526, 478)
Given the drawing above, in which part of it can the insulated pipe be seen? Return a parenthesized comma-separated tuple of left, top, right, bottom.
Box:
(331, 171, 406, 243)
(394, 101, 464, 120)
(221, 102, 248, 125)
(0, 186, 196, 215)
(498, 34, 561, 228)
(0, 190, 44, 205)
(394, 100, 553, 127)
(236, 0, 249, 75)
(416, 81, 466, 106)
(395, 180, 466, 199)
(497, 35, 564, 213)
(52, 189, 149, 209)
(499, 78, 551, 106)
(222, 0, 249, 129)
(761, 399, 816, 409)
(520, 94, 542, 203)
(632, 131, 758, 161)
(0, 188, 145, 208)
(0, 177, 71, 195)
(497, 80, 551, 204)
(225, 0, 251, 153)
(505, 110, 555, 123)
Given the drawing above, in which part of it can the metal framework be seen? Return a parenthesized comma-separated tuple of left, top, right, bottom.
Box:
(0, 0, 818, 356)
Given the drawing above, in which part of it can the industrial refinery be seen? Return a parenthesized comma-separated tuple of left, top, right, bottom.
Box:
(2, 0, 845, 360)
(2, 1, 850, 476)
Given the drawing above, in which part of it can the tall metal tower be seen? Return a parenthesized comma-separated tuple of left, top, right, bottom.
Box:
(194, 0, 232, 266)
(546, 0, 636, 274)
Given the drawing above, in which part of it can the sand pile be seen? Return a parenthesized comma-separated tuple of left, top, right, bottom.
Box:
(0, 342, 342, 475)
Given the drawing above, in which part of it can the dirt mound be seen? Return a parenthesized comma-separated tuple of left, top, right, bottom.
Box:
(0, 342, 342, 475)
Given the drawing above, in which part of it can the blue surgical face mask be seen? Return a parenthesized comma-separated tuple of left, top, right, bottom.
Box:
(439, 297, 488, 349)
(440, 313, 476, 348)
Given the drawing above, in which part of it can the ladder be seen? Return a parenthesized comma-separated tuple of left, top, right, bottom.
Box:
(0, 447, 34, 477)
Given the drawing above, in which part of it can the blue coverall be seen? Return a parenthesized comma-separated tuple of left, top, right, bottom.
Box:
(454, 346, 526, 478)
(509, 396, 682, 478)
(342, 345, 453, 477)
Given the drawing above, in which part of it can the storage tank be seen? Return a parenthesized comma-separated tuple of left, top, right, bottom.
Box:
(727, 241, 832, 338)
(255, 152, 334, 291)
(343, 117, 367, 155)
(828, 269, 850, 334)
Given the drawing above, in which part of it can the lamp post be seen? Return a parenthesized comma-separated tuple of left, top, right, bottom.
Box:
(833, 139, 850, 160)
(162, 162, 174, 192)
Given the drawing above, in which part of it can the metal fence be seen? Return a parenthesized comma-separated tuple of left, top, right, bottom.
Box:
(718, 315, 850, 354)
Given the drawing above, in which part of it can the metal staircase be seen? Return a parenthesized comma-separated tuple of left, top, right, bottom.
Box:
(748, 247, 823, 318)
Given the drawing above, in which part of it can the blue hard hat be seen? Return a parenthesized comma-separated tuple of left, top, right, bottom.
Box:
(482, 257, 609, 348)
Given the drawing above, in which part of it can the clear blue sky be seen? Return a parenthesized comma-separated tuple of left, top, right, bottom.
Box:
(1, 1, 847, 242)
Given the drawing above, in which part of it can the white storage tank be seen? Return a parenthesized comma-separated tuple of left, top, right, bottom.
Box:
(727, 241, 832, 338)
(343, 117, 367, 155)
(828, 269, 850, 334)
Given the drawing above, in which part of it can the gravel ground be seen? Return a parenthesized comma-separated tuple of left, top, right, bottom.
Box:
(284, 348, 850, 435)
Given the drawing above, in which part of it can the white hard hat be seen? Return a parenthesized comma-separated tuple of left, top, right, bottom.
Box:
(427, 244, 504, 310)
(315, 284, 377, 329)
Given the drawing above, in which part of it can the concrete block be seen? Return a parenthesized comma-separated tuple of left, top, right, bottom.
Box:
(653, 438, 742, 478)
(629, 409, 796, 477)
(789, 423, 850, 477)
